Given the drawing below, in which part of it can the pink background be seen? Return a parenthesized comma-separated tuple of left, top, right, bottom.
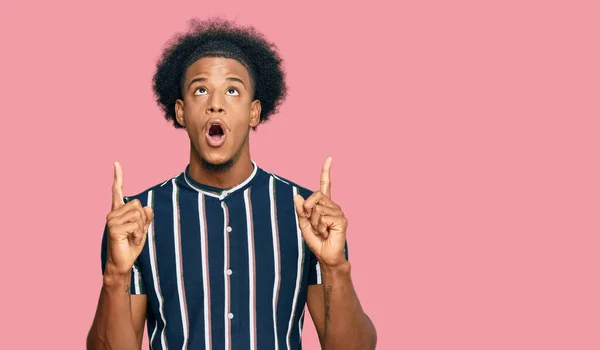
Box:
(1, 0, 599, 349)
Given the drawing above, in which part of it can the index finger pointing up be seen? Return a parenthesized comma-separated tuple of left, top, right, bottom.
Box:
(320, 156, 332, 198)
(112, 161, 125, 210)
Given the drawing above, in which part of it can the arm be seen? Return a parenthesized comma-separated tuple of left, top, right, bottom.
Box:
(86, 271, 147, 350)
(307, 263, 377, 350)
(294, 157, 377, 349)
(88, 162, 153, 349)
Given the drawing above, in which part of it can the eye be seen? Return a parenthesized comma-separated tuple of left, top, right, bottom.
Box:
(194, 87, 208, 95)
(226, 88, 239, 96)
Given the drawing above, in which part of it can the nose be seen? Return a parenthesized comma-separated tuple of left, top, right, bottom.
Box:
(207, 93, 225, 114)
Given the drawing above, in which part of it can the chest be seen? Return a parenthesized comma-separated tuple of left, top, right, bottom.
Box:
(138, 189, 310, 310)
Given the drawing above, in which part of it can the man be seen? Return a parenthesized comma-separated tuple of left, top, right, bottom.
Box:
(87, 18, 377, 350)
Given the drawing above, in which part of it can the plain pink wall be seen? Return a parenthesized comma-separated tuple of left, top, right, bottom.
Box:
(1, 0, 599, 349)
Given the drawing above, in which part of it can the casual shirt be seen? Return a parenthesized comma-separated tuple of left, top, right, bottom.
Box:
(100, 162, 348, 349)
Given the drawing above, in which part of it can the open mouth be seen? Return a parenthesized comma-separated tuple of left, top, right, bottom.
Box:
(209, 123, 224, 137)
(205, 121, 227, 147)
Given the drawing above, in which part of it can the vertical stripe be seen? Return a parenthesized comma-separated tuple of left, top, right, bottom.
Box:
(316, 261, 322, 285)
(244, 189, 257, 350)
(133, 264, 141, 294)
(151, 321, 157, 348)
(298, 308, 305, 338)
(198, 193, 212, 349)
(269, 177, 281, 350)
(149, 321, 157, 349)
(287, 186, 305, 349)
(172, 179, 189, 349)
(147, 190, 168, 350)
(222, 202, 231, 350)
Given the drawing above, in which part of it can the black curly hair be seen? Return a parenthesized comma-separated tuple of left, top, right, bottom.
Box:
(152, 17, 288, 129)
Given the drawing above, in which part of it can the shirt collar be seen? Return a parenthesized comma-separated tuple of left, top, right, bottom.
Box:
(182, 160, 259, 200)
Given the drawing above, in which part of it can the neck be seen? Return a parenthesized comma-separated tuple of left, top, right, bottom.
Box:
(188, 144, 254, 190)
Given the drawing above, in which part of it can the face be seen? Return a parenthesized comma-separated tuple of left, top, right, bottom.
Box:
(175, 57, 261, 170)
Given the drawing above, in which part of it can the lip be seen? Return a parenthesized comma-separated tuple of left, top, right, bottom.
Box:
(205, 119, 228, 148)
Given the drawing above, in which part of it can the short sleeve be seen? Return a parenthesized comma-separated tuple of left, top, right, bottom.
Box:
(100, 222, 147, 295)
(307, 240, 349, 285)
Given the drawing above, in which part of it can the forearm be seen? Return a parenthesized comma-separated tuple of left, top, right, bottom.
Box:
(87, 272, 139, 350)
(321, 262, 377, 350)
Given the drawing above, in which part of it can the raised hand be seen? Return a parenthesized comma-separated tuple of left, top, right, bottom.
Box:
(293, 157, 348, 268)
(104, 161, 154, 277)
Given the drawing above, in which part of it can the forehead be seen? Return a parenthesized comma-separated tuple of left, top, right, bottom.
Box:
(185, 56, 251, 82)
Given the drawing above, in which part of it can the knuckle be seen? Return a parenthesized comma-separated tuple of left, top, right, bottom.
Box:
(106, 215, 118, 226)
(107, 223, 119, 236)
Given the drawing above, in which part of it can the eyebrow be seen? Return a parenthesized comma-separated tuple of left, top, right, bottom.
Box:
(187, 77, 247, 91)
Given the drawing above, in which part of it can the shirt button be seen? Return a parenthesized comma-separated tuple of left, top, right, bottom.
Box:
(228, 313, 234, 319)
(226, 226, 232, 233)
(226, 269, 233, 276)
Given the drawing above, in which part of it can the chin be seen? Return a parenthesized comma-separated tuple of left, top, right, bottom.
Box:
(200, 151, 235, 172)
(202, 150, 232, 164)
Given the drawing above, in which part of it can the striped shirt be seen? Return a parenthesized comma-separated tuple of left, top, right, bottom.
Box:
(100, 161, 348, 349)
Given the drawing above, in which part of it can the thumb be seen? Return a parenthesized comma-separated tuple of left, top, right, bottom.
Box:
(293, 195, 311, 230)
(293, 194, 307, 220)
(143, 206, 154, 232)
(294, 195, 321, 244)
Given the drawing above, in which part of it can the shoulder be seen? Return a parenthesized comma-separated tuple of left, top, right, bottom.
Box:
(122, 172, 183, 205)
(259, 166, 314, 199)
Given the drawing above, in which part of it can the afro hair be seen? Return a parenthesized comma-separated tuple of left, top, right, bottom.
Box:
(152, 17, 288, 129)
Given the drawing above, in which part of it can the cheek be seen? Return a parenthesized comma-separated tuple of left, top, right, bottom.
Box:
(232, 120, 250, 137)
(227, 120, 251, 146)
(227, 102, 252, 127)
(183, 103, 206, 128)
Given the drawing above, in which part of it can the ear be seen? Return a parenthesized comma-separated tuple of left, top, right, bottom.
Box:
(249, 99, 261, 128)
(175, 99, 186, 128)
